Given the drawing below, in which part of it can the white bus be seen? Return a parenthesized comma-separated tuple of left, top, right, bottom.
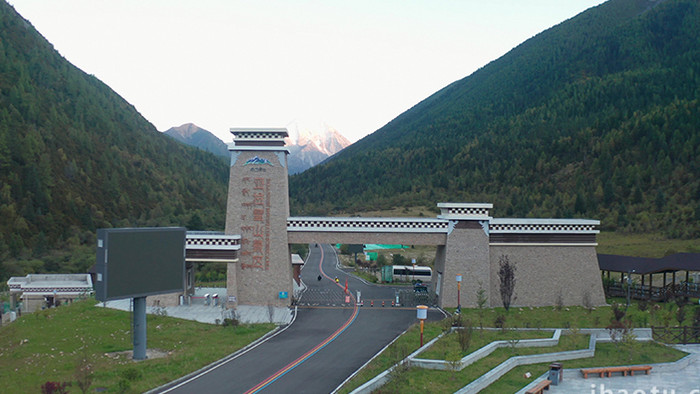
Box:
(391, 265, 432, 282)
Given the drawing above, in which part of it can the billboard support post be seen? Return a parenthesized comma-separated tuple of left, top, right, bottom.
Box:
(133, 296, 147, 360)
(95, 227, 185, 361)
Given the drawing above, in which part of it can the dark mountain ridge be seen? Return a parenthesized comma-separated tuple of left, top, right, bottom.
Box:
(289, 0, 699, 238)
(0, 1, 229, 277)
(164, 123, 230, 159)
(163, 122, 352, 174)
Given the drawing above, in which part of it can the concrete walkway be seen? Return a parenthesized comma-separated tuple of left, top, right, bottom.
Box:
(544, 344, 700, 394)
(98, 287, 293, 325)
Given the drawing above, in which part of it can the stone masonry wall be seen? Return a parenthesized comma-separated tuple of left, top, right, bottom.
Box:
(489, 245, 606, 308)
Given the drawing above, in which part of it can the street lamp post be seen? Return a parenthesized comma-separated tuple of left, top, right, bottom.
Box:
(456, 275, 462, 314)
(417, 305, 428, 347)
(412, 258, 416, 283)
(626, 269, 636, 309)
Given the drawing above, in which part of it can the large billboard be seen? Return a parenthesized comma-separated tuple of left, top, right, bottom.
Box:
(95, 227, 186, 302)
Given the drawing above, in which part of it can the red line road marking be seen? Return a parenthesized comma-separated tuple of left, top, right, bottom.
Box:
(243, 246, 359, 394)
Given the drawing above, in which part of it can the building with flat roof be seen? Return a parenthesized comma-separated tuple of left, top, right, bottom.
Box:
(7, 273, 93, 313)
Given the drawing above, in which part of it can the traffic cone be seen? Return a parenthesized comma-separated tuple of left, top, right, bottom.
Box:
(370, 300, 374, 307)
(382, 300, 385, 307)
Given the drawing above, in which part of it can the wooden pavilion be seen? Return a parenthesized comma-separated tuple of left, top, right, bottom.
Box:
(598, 253, 700, 301)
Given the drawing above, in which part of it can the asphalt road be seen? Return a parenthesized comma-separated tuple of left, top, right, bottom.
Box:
(158, 244, 442, 394)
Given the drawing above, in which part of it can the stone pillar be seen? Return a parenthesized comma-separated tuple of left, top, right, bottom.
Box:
(225, 128, 293, 307)
(434, 203, 492, 308)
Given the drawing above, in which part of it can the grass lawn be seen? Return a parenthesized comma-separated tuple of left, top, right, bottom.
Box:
(337, 321, 444, 394)
(382, 334, 590, 393)
(352, 270, 380, 283)
(417, 329, 552, 360)
(367, 335, 687, 394)
(338, 297, 696, 393)
(446, 297, 700, 329)
(596, 232, 700, 258)
(0, 298, 274, 393)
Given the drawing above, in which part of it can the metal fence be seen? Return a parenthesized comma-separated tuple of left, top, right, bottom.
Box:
(604, 282, 700, 302)
(397, 289, 437, 307)
(652, 326, 700, 344)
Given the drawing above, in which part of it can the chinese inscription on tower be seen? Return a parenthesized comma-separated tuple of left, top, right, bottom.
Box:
(239, 167, 272, 270)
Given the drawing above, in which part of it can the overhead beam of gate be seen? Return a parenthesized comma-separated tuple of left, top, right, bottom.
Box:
(286, 217, 449, 245)
(185, 232, 240, 263)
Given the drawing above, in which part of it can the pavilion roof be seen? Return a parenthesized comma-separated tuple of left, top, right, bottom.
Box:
(598, 253, 700, 275)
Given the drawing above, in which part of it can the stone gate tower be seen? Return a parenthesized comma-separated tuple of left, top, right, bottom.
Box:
(225, 128, 293, 307)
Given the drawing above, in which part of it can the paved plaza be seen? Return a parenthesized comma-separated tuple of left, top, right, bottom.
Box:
(543, 344, 700, 394)
(99, 286, 294, 325)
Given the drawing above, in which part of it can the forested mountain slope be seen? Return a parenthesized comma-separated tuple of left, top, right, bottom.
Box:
(289, 0, 699, 238)
(0, 1, 229, 275)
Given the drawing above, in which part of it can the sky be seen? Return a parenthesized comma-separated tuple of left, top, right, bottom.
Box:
(9, 0, 606, 143)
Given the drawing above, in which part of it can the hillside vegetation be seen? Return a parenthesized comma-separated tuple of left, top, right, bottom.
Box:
(0, 2, 229, 280)
(289, 0, 699, 239)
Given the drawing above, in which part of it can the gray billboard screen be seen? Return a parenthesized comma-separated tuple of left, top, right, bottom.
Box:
(95, 227, 185, 302)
